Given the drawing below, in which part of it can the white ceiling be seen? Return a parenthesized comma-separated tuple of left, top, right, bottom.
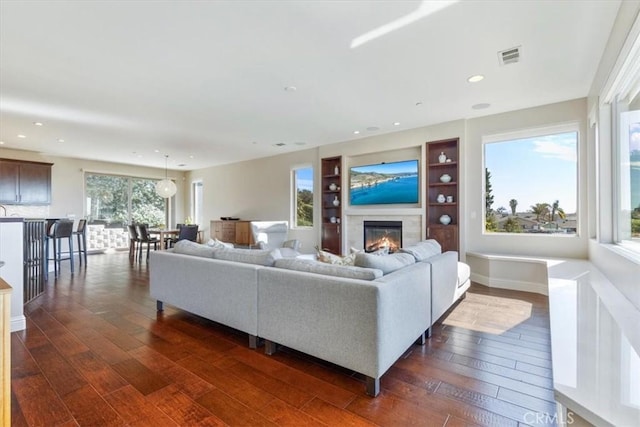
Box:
(0, 0, 622, 171)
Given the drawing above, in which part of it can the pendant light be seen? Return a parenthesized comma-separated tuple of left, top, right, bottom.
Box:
(156, 155, 177, 198)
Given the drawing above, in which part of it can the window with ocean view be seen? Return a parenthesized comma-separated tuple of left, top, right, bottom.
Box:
(483, 127, 578, 235)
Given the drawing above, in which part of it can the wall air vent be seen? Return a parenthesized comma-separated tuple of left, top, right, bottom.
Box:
(498, 46, 521, 66)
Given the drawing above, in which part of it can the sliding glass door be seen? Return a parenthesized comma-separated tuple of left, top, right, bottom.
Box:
(85, 173, 168, 250)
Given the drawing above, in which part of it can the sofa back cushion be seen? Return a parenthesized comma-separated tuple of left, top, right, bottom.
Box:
(354, 252, 415, 275)
(213, 247, 281, 266)
(275, 258, 383, 280)
(173, 240, 216, 258)
(399, 240, 442, 261)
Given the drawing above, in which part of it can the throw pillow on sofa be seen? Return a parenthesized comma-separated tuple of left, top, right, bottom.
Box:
(173, 240, 217, 258)
(274, 258, 383, 280)
(315, 246, 357, 265)
(354, 252, 415, 275)
(206, 238, 234, 249)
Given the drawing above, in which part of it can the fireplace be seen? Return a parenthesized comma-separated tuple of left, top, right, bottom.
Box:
(363, 221, 402, 253)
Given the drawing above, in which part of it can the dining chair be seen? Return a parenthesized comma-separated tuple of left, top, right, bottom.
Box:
(167, 224, 199, 248)
(136, 224, 159, 261)
(73, 219, 88, 265)
(127, 224, 140, 260)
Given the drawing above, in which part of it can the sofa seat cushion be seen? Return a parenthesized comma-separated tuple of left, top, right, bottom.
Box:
(399, 243, 441, 262)
(274, 258, 383, 280)
(213, 247, 281, 266)
(458, 261, 471, 288)
(354, 252, 415, 275)
(173, 240, 216, 258)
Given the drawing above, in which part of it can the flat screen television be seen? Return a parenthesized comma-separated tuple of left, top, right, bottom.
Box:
(349, 159, 419, 205)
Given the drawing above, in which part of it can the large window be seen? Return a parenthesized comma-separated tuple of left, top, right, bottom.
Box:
(484, 126, 578, 235)
(192, 180, 203, 226)
(85, 173, 167, 249)
(618, 109, 640, 243)
(293, 167, 313, 228)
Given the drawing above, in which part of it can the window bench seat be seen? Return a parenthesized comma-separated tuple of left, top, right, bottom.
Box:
(467, 252, 640, 426)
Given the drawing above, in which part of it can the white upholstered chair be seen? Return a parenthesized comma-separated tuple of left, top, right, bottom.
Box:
(250, 221, 300, 252)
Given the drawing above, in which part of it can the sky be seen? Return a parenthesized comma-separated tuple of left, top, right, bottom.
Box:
(485, 132, 578, 214)
(351, 160, 418, 175)
(296, 167, 313, 191)
(631, 121, 640, 153)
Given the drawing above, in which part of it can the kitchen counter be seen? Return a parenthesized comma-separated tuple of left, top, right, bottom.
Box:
(0, 217, 23, 223)
(548, 260, 640, 426)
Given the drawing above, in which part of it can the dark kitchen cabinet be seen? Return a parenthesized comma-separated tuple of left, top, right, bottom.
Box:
(0, 159, 52, 205)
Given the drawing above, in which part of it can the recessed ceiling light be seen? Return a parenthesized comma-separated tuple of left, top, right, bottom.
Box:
(33, 122, 43, 126)
(353, 130, 360, 134)
(189, 155, 194, 159)
(17, 134, 26, 138)
(366, 126, 380, 132)
(0, 141, 4, 145)
(57, 139, 64, 143)
(294, 142, 306, 146)
(415, 102, 423, 107)
(393, 122, 400, 126)
(467, 75, 484, 83)
(177, 163, 186, 167)
(284, 86, 297, 92)
(472, 103, 491, 110)
(274, 142, 286, 147)
(154, 149, 159, 153)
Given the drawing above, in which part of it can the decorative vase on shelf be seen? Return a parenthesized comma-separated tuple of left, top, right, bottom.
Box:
(334, 165, 339, 175)
(332, 195, 340, 207)
(438, 152, 447, 163)
(329, 183, 337, 191)
(437, 194, 446, 203)
(439, 173, 452, 183)
(439, 214, 452, 225)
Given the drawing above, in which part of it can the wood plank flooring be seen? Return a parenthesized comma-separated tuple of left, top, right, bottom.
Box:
(11, 252, 556, 426)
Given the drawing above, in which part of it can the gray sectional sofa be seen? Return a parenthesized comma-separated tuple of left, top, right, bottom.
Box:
(149, 240, 469, 396)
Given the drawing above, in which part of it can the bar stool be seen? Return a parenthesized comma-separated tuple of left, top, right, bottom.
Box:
(73, 219, 88, 265)
(47, 220, 75, 278)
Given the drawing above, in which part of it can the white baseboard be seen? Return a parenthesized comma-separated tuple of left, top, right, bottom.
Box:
(11, 315, 26, 332)
(471, 272, 548, 295)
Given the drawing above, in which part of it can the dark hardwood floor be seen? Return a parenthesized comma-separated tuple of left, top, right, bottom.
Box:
(11, 252, 555, 426)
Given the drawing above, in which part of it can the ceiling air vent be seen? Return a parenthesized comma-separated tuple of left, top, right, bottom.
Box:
(498, 46, 521, 66)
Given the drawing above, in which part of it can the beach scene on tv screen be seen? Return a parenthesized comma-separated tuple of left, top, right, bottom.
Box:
(350, 160, 419, 205)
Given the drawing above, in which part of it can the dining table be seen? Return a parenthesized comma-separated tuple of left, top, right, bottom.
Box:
(148, 228, 203, 250)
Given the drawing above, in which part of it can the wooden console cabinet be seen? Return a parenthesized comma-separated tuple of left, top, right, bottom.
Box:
(426, 138, 459, 254)
(320, 156, 342, 254)
(0, 159, 52, 205)
(210, 220, 255, 246)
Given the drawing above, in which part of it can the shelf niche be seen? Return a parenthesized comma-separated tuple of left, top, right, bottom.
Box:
(425, 138, 459, 254)
(320, 156, 342, 254)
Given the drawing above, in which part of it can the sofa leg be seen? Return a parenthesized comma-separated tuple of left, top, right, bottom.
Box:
(425, 327, 432, 339)
(264, 340, 277, 355)
(248, 335, 258, 349)
(366, 377, 380, 397)
(156, 300, 164, 311)
(415, 332, 426, 345)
